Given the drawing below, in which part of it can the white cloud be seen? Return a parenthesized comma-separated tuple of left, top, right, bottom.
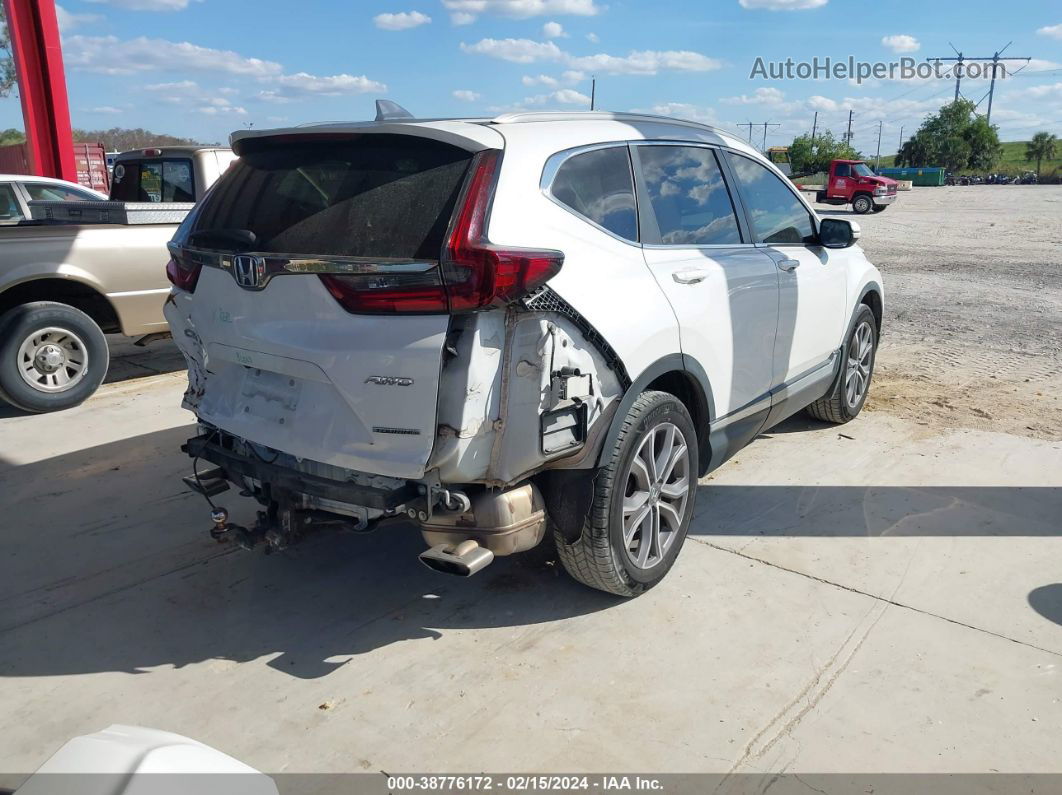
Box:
(442, 0, 600, 25)
(637, 102, 718, 125)
(86, 0, 195, 9)
(1036, 23, 1062, 40)
(585, 32, 599, 43)
(881, 34, 920, 53)
(261, 72, 388, 101)
(452, 89, 482, 101)
(524, 88, 591, 105)
(721, 87, 785, 105)
(806, 95, 838, 112)
(522, 74, 559, 87)
(462, 37, 722, 74)
(565, 49, 722, 75)
(460, 38, 564, 63)
(56, 4, 102, 31)
(561, 69, 585, 83)
(374, 11, 431, 30)
(144, 79, 199, 94)
(87, 105, 123, 114)
(1008, 82, 1062, 102)
(542, 21, 567, 38)
(739, 0, 827, 9)
(63, 35, 283, 77)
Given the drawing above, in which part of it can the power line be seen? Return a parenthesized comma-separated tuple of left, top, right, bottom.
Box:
(926, 41, 1032, 124)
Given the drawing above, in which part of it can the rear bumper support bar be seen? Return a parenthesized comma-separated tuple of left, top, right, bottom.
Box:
(181, 434, 420, 511)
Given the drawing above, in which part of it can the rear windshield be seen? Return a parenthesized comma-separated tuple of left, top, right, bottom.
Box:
(110, 159, 195, 202)
(184, 135, 474, 259)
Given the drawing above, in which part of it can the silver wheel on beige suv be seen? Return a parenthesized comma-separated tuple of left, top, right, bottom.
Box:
(554, 390, 698, 597)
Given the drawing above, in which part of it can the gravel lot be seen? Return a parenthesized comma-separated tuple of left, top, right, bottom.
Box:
(820, 185, 1062, 440)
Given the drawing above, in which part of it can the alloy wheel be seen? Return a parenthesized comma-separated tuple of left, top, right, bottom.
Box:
(621, 422, 691, 570)
(844, 320, 874, 408)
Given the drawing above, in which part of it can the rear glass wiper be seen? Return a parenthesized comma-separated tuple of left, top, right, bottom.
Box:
(187, 228, 258, 250)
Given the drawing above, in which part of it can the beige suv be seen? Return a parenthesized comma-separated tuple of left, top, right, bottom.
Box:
(0, 147, 234, 413)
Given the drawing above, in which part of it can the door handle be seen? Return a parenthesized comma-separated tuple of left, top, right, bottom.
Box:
(672, 269, 711, 284)
(777, 258, 800, 272)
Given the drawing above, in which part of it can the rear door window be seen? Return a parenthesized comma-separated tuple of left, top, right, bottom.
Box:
(111, 159, 195, 202)
(549, 146, 638, 241)
(184, 135, 474, 258)
(636, 145, 742, 246)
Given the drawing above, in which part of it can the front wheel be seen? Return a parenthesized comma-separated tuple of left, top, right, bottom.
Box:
(852, 194, 873, 214)
(0, 302, 109, 413)
(806, 304, 877, 424)
(554, 390, 698, 597)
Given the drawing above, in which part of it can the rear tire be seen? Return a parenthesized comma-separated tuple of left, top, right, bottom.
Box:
(0, 302, 109, 413)
(806, 304, 877, 424)
(553, 391, 698, 597)
(852, 194, 873, 214)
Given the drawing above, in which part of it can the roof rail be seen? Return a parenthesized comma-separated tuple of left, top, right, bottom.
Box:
(489, 111, 730, 137)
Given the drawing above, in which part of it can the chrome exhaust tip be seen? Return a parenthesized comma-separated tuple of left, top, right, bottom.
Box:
(418, 539, 495, 577)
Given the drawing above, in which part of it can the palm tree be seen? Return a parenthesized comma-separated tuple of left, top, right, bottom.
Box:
(1025, 132, 1058, 179)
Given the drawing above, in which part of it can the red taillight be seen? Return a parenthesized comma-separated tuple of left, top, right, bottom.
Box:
(442, 149, 563, 312)
(166, 257, 201, 292)
(318, 149, 563, 315)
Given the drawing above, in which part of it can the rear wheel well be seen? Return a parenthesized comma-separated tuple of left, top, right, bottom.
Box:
(860, 289, 883, 334)
(645, 370, 712, 475)
(0, 279, 120, 333)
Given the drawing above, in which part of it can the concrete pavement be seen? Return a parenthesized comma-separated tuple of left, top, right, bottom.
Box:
(1, 365, 1060, 780)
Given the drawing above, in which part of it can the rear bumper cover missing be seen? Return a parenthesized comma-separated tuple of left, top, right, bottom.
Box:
(181, 434, 420, 511)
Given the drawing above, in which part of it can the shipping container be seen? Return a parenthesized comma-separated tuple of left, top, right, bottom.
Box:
(0, 141, 110, 192)
(876, 166, 946, 187)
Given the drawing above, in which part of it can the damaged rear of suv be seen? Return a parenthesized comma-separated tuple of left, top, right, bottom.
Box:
(167, 107, 883, 596)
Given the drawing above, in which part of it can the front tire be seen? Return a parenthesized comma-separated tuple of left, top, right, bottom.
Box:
(554, 391, 698, 597)
(806, 304, 877, 424)
(0, 302, 109, 413)
(852, 194, 873, 214)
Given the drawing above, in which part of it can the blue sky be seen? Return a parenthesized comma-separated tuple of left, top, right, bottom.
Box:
(2, 0, 1060, 153)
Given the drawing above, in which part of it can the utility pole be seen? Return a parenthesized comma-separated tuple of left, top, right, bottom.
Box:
(898, 125, 904, 154)
(845, 110, 853, 145)
(810, 111, 818, 145)
(590, 76, 596, 110)
(740, 122, 754, 144)
(875, 121, 883, 169)
(926, 42, 1031, 124)
(761, 121, 780, 151)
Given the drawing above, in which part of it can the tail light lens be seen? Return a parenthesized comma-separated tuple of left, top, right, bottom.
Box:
(166, 256, 202, 292)
(319, 149, 563, 315)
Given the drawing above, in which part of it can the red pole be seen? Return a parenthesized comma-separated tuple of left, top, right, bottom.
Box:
(3, 0, 75, 181)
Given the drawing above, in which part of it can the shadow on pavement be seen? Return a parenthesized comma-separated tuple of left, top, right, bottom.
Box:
(1, 423, 1059, 681)
(1028, 584, 1062, 628)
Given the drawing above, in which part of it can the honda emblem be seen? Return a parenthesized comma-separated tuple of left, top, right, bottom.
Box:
(232, 255, 266, 289)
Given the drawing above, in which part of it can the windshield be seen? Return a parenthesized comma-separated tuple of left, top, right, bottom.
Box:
(852, 162, 876, 177)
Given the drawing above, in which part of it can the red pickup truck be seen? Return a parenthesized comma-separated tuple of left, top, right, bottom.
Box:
(813, 159, 898, 214)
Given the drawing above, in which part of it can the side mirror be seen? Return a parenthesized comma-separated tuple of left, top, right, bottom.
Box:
(818, 217, 860, 248)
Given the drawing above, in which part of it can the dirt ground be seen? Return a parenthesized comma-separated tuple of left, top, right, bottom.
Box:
(815, 185, 1062, 440)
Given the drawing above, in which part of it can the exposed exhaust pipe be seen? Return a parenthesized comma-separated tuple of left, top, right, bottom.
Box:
(419, 539, 495, 577)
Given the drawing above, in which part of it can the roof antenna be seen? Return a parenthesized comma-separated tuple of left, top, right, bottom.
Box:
(375, 100, 414, 121)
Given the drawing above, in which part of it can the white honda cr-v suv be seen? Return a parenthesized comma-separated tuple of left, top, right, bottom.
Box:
(165, 107, 883, 596)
